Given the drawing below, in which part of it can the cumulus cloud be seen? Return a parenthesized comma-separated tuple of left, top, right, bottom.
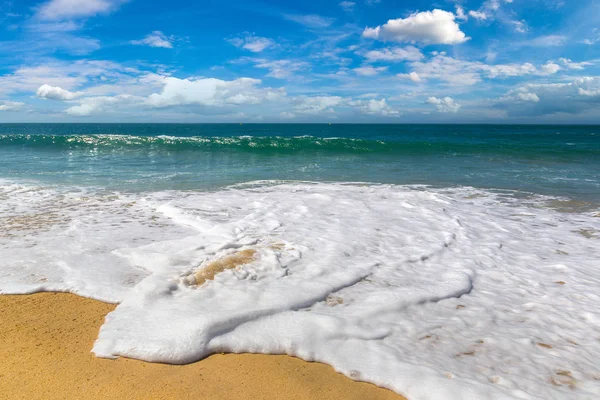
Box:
(353, 66, 388, 76)
(131, 31, 174, 48)
(362, 46, 423, 62)
(499, 86, 541, 104)
(538, 62, 561, 76)
(62, 74, 287, 116)
(0, 101, 24, 111)
(397, 72, 422, 82)
(229, 34, 274, 52)
(363, 9, 469, 45)
(517, 92, 540, 102)
(427, 96, 461, 113)
(146, 77, 284, 108)
(293, 95, 399, 117)
(36, 84, 83, 100)
(496, 77, 600, 117)
(348, 98, 399, 116)
(294, 96, 343, 114)
(36, 0, 128, 21)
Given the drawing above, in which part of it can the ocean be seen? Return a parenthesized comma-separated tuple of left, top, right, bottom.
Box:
(1, 124, 599, 200)
(1, 124, 599, 399)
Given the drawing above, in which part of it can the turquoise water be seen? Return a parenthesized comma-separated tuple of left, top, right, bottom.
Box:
(0, 124, 598, 201)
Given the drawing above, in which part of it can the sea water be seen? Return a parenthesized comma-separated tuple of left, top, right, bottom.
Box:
(1, 124, 599, 399)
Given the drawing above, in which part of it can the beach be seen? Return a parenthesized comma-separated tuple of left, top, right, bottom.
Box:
(0, 292, 403, 400)
(1, 125, 599, 399)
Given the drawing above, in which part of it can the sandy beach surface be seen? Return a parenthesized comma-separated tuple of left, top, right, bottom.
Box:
(0, 293, 405, 400)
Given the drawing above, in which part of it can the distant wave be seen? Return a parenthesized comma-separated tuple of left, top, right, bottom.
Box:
(0, 134, 596, 160)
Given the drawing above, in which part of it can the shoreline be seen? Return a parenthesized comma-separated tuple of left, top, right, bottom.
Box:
(0, 292, 405, 400)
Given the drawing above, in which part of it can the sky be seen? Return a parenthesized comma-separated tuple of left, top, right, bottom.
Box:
(0, 0, 599, 123)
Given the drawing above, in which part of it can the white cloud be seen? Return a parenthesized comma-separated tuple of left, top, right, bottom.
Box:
(283, 14, 335, 28)
(525, 35, 567, 47)
(397, 72, 422, 82)
(36, 0, 128, 21)
(487, 63, 538, 77)
(468, 11, 487, 20)
(480, 0, 513, 13)
(62, 75, 287, 116)
(517, 92, 540, 102)
(538, 62, 561, 76)
(496, 77, 600, 116)
(36, 84, 83, 100)
(574, 77, 600, 97)
(131, 31, 173, 48)
(559, 58, 593, 70)
(3, 19, 101, 55)
(339, 1, 355, 12)
(511, 20, 527, 33)
(408, 56, 485, 85)
(356, 92, 379, 99)
(409, 54, 561, 86)
(0, 101, 24, 111)
(363, 9, 469, 45)
(348, 98, 399, 116)
(251, 59, 310, 79)
(362, 46, 424, 62)
(353, 66, 388, 76)
(486, 0, 502, 11)
(65, 94, 137, 115)
(427, 96, 461, 113)
(294, 96, 343, 114)
(292, 95, 400, 117)
(579, 88, 600, 97)
(146, 77, 284, 108)
(455, 6, 467, 21)
(26, 21, 82, 32)
(0, 60, 130, 95)
(229, 35, 274, 52)
(469, 0, 526, 32)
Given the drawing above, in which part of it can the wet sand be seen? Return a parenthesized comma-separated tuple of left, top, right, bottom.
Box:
(0, 292, 405, 400)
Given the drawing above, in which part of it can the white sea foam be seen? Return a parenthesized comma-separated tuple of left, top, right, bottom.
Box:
(1, 181, 600, 399)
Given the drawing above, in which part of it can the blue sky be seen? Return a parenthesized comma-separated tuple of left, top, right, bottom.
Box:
(0, 0, 599, 122)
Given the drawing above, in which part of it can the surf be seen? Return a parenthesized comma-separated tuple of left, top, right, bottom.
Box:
(1, 181, 599, 399)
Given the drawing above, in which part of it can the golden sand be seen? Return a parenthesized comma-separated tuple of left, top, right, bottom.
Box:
(0, 293, 405, 400)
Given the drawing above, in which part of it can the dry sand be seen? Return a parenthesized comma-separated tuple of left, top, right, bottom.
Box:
(0, 293, 405, 400)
